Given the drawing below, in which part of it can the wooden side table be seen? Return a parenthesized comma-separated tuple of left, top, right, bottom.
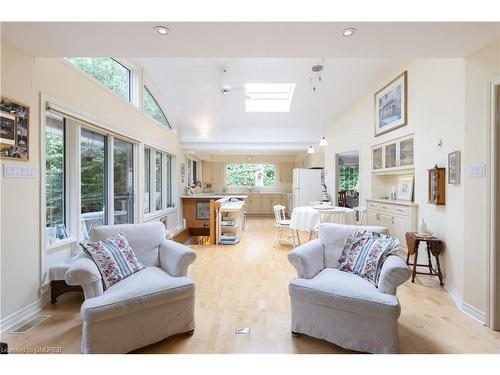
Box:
(405, 232, 444, 286)
(50, 280, 83, 304)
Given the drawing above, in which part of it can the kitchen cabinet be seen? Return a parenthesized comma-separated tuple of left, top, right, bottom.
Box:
(278, 162, 294, 183)
(245, 195, 262, 214)
(245, 193, 287, 215)
(372, 134, 414, 174)
(366, 199, 418, 254)
(202, 162, 224, 184)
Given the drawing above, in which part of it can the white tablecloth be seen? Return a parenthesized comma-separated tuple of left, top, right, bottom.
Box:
(290, 206, 354, 232)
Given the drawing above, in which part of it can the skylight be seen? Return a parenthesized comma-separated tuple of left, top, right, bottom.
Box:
(244, 83, 296, 112)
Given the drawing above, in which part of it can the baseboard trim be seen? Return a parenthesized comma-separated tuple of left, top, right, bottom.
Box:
(444, 281, 486, 326)
(0, 300, 43, 333)
(0, 289, 50, 333)
(462, 302, 486, 325)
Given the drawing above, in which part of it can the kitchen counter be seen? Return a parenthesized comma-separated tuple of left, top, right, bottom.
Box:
(181, 194, 249, 199)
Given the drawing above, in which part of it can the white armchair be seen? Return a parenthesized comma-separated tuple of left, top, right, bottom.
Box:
(287, 223, 410, 354)
(65, 222, 196, 353)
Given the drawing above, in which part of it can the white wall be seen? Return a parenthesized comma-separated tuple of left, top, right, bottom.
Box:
(463, 39, 500, 318)
(324, 58, 466, 306)
(0, 42, 182, 322)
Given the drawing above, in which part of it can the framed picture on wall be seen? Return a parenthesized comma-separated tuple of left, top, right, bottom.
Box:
(374, 71, 407, 137)
(0, 112, 16, 145)
(448, 151, 461, 184)
(0, 97, 30, 161)
(196, 201, 210, 220)
(397, 175, 414, 201)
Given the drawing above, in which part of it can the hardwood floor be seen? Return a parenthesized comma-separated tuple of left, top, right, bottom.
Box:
(2, 217, 499, 354)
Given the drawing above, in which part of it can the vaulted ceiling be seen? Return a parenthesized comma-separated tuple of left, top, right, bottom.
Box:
(2, 22, 499, 152)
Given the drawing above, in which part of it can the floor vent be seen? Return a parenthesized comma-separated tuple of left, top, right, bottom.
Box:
(235, 327, 250, 335)
(10, 315, 50, 334)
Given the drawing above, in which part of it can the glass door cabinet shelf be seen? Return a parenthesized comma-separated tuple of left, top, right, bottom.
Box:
(372, 134, 414, 174)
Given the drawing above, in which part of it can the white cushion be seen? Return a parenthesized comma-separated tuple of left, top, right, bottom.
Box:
(81, 267, 194, 323)
(289, 268, 400, 321)
(318, 223, 387, 268)
(91, 222, 165, 267)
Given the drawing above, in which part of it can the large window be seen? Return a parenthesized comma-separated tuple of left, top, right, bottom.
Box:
(187, 159, 198, 186)
(79, 128, 137, 240)
(113, 139, 134, 224)
(45, 114, 66, 236)
(80, 128, 107, 240)
(66, 57, 131, 101)
(144, 148, 151, 214)
(144, 147, 174, 215)
(338, 166, 359, 191)
(143, 86, 171, 129)
(225, 163, 275, 187)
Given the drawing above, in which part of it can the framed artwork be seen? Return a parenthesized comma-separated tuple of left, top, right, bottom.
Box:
(374, 71, 407, 137)
(0, 112, 16, 145)
(448, 151, 461, 184)
(196, 201, 210, 220)
(0, 97, 30, 161)
(397, 175, 414, 201)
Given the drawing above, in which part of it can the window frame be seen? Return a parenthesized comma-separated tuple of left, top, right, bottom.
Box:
(65, 57, 133, 103)
(143, 85, 172, 129)
(44, 113, 68, 233)
(225, 162, 277, 188)
(143, 145, 175, 220)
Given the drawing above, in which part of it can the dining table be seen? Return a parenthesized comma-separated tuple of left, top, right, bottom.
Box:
(289, 205, 354, 244)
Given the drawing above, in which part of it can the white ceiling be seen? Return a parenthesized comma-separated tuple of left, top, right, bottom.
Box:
(2, 22, 499, 57)
(2, 22, 499, 153)
(135, 57, 394, 150)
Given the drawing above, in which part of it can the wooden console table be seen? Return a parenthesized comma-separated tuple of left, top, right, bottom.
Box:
(405, 232, 444, 286)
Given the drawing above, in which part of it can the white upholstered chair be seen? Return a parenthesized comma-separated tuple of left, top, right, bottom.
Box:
(273, 204, 297, 248)
(287, 223, 410, 353)
(65, 222, 196, 353)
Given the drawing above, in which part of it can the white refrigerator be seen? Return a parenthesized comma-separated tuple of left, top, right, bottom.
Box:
(292, 168, 324, 210)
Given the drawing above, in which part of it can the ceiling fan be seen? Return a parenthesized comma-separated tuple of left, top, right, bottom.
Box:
(201, 66, 244, 97)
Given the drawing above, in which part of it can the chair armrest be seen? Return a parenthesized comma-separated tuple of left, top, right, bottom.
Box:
(65, 257, 101, 286)
(159, 240, 197, 277)
(287, 239, 325, 279)
(377, 255, 411, 295)
(65, 257, 104, 299)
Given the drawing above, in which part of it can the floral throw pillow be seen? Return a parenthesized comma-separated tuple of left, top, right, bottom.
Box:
(338, 230, 400, 286)
(81, 233, 145, 290)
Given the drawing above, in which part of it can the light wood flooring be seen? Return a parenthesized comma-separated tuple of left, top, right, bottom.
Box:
(2, 217, 499, 353)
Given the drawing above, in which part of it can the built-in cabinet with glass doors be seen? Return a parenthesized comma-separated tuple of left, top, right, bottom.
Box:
(372, 134, 414, 173)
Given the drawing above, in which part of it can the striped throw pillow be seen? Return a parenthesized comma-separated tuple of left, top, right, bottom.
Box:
(81, 233, 145, 290)
(338, 230, 399, 286)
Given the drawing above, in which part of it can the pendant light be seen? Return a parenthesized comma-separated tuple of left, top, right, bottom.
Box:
(307, 145, 315, 154)
(312, 59, 328, 147)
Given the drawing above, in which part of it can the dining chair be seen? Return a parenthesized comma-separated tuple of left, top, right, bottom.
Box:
(338, 190, 347, 207)
(273, 205, 297, 248)
(352, 206, 367, 225)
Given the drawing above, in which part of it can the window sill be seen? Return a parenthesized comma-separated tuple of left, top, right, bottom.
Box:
(143, 207, 177, 222)
(46, 236, 78, 252)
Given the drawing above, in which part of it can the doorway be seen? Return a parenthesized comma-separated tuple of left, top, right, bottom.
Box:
(489, 80, 500, 330)
(335, 151, 360, 208)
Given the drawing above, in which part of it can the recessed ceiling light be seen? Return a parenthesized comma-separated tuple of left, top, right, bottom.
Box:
(154, 26, 170, 36)
(342, 28, 356, 37)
